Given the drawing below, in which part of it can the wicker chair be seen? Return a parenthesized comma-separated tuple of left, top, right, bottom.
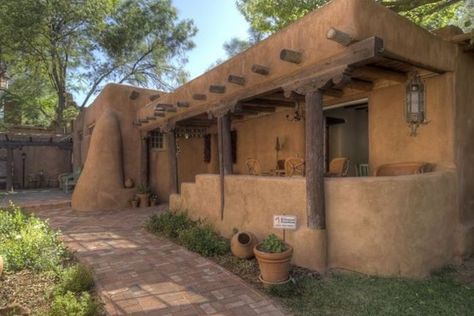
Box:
(245, 158, 262, 176)
(326, 158, 350, 177)
(284, 157, 305, 177)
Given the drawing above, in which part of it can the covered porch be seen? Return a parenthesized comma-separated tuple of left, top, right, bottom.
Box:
(136, 0, 464, 277)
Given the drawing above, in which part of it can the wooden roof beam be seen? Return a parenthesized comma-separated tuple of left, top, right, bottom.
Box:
(251, 64, 270, 76)
(239, 105, 276, 113)
(228, 75, 246, 86)
(326, 27, 354, 46)
(280, 49, 303, 64)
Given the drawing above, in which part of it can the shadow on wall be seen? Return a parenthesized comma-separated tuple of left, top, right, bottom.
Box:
(72, 109, 135, 211)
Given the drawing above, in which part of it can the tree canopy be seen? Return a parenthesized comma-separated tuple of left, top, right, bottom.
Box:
(236, 0, 472, 36)
(0, 0, 196, 128)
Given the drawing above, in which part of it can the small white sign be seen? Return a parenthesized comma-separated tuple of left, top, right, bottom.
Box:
(273, 215, 297, 230)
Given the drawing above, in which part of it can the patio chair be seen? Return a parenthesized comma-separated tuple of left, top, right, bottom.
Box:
(325, 157, 350, 177)
(245, 158, 262, 176)
(357, 163, 369, 177)
(284, 157, 305, 177)
(58, 168, 81, 193)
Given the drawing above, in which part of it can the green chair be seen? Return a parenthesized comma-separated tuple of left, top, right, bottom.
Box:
(357, 164, 369, 177)
(58, 168, 81, 193)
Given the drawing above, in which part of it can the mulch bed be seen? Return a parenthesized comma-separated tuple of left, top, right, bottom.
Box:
(0, 270, 57, 315)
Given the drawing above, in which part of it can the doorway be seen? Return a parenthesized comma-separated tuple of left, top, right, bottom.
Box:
(324, 102, 369, 176)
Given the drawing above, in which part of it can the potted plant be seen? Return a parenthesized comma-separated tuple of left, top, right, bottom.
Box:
(150, 193, 159, 206)
(129, 197, 139, 208)
(136, 184, 150, 208)
(254, 234, 293, 284)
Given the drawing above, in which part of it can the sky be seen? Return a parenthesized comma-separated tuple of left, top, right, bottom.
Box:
(76, 0, 249, 106)
(172, 0, 250, 79)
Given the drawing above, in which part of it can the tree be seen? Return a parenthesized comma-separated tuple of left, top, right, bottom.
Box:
(0, 0, 196, 128)
(236, 0, 471, 37)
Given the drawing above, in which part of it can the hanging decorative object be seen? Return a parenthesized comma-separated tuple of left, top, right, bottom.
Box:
(406, 74, 427, 136)
(286, 100, 304, 122)
(175, 127, 208, 139)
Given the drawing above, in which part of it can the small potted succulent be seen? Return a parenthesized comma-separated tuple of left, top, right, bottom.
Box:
(136, 184, 151, 208)
(150, 193, 159, 206)
(254, 234, 293, 284)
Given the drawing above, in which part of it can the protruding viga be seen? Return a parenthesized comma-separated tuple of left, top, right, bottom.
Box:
(72, 109, 135, 211)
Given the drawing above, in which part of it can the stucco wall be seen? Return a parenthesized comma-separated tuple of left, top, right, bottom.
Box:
(454, 51, 474, 256)
(369, 74, 455, 173)
(171, 171, 460, 277)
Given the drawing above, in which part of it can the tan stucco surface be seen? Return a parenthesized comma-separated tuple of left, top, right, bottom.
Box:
(369, 73, 455, 172)
(171, 171, 460, 277)
(72, 84, 161, 210)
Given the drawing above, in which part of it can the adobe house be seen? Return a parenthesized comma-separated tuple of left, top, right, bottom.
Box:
(72, 0, 474, 277)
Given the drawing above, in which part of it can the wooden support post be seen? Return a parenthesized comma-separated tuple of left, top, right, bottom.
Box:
(168, 129, 179, 194)
(217, 112, 232, 220)
(305, 89, 326, 229)
(5, 148, 13, 192)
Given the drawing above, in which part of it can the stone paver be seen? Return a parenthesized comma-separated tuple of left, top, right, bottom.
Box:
(24, 200, 288, 315)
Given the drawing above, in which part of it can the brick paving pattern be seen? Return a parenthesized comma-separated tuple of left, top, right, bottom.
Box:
(19, 194, 288, 315)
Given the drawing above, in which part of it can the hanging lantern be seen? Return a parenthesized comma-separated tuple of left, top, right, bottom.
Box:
(406, 75, 425, 136)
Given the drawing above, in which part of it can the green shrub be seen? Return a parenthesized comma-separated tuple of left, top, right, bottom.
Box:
(0, 205, 67, 272)
(49, 291, 101, 316)
(55, 264, 95, 295)
(146, 212, 194, 238)
(178, 224, 229, 257)
(259, 234, 287, 253)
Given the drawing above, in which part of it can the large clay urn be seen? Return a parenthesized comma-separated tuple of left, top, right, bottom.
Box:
(231, 232, 257, 259)
(254, 244, 293, 283)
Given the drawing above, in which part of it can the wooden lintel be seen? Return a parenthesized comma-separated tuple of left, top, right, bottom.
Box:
(242, 98, 296, 107)
(327, 27, 354, 46)
(0, 140, 72, 150)
(177, 101, 190, 108)
(323, 88, 344, 98)
(192, 94, 207, 101)
(241, 105, 276, 113)
(280, 49, 303, 64)
(382, 50, 448, 74)
(348, 78, 374, 91)
(251, 64, 270, 76)
(284, 65, 352, 95)
(353, 65, 407, 83)
(228, 75, 246, 86)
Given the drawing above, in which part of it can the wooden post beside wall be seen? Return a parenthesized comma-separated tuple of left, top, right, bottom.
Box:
(217, 112, 233, 220)
(305, 89, 326, 229)
(167, 129, 179, 195)
(5, 148, 13, 192)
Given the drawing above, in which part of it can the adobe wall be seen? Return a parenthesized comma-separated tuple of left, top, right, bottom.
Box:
(454, 51, 474, 256)
(171, 171, 460, 277)
(0, 147, 71, 188)
(369, 73, 456, 173)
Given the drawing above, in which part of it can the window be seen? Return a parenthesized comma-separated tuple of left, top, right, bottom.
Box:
(150, 130, 166, 150)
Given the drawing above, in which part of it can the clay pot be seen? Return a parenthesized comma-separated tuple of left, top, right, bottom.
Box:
(137, 193, 150, 208)
(130, 200, 139, 208)
(0, 256, 3, 276)
(124, 178, 134, 188)
(254, 244, 293, 283)
(231, 232, 257, 259)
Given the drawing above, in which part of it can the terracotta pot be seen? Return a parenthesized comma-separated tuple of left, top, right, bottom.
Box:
(231, 231, 257, 259)
(150, 198, 159, 206)
(124, 178, 135, 188)
(0, 256, 3, 276)
(254, 244, 293, 283)
(131, 200, 139, 208)
(137, 193, 150, 208)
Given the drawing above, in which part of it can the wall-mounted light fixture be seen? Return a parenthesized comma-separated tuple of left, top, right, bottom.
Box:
(406, 75, 426, 136)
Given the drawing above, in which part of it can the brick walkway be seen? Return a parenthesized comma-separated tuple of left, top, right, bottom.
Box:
(30, 204, 288, 315)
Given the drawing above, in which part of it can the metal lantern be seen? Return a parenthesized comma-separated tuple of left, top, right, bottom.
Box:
(406, 75, 425, 136)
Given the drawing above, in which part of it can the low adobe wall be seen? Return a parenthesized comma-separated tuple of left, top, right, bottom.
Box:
(170, 171, 460, 277)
